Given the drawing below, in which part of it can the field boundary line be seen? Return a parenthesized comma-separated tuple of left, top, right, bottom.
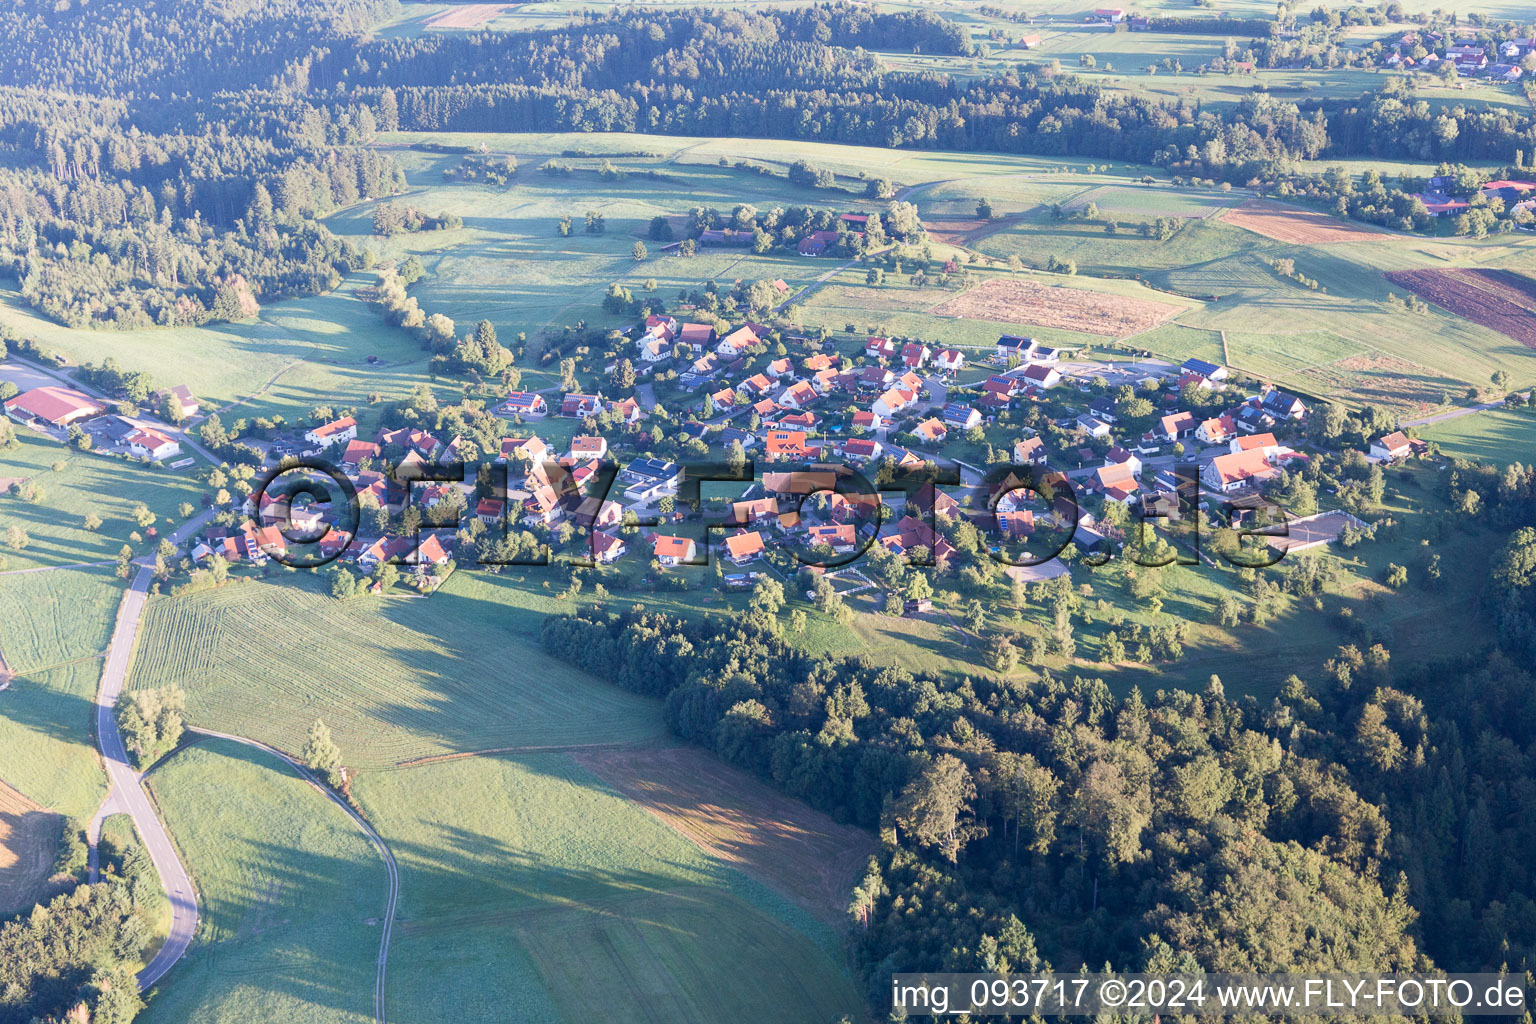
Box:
(1220, 329, 1231, 366)
(393, 740, 643, 769)
(186, 728, 399, 1024)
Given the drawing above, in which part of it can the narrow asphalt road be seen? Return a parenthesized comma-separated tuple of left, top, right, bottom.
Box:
(96, 565, 199, 989)
(91, 509, 213, 988)
(1400, 393, 1527, 428)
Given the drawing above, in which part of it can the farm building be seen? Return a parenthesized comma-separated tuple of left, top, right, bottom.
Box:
(3, 386, 107, 427)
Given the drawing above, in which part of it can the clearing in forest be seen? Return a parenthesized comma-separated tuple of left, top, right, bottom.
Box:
(425, 4, 509, 30)
(930, 277, 1183, 337)
(1222, 200, 1389, 243)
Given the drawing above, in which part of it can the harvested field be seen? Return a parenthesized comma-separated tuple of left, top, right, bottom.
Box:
(1222, 200, 1387, 243)
(1384, 269, 1536, 347)
(0, 780, 58, 916)
(425, 3, 508, 29)
(575, 745, 874, 926)
(925, 215, 1023, 247)
(930, 278, 1183, 337)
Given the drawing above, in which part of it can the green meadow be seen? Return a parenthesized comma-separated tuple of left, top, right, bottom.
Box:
(0, 566, 121, 818)
(141, 739, 385, 1024)
(354, 752, 863, 1024)
(0, 432, 205, 570)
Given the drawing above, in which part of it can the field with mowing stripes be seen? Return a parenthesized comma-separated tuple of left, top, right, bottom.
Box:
(128, 572, 666, 767)
(355, 752, 864, 1024)
(141, 739, 384, 1024)
(0, 567, 118, 828)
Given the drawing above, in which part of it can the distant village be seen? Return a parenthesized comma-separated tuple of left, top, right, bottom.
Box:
(2, 310, 1432, 596)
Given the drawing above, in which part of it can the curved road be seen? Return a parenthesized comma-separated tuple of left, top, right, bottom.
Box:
(186, 729, 399, 1024)
(95, 552, 397, 1020)
(95, 566, 198, 988)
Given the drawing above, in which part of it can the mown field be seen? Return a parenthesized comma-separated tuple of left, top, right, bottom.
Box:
(141, 739, 385, 1024)
(0, 275, 433, 430)
(0, 567, 120, 822)
(1420, 408, 1536, 466)
(354, 751, 863, 1024)
(128, 571, 668, 768)
(0, 433, 204, 570)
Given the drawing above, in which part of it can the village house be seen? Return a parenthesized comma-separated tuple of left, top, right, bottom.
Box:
(716, 326, 759, 356)
(1158, 411, 1198, 441)
(865, 337, 897, 360)
(942, 404, 982, 430)
(723, 531, 766, 565)
(569, 436, 609, 460)
(572, 497, 624, 530)
(996, 335, 1036, 361)
(476, 498, 506, 525)
(1260, 388, 1308, 422)
(560, 392, 604, 418)
(765, 430, 809, 460)
(499, 435, 549, 464)
(731, 496, 781, 526)
(901, 342, 931, 369)
(1201, 448, 1282, 493)
(608, 397, 644, 425)
(1093, 463, 1140, 505)
(914, 418, 948, 444)
(1022, 363, 1062, 389)
(125, 427, 181, 461)
(341, 439, 381, 471)
(807, 523, 858, 553)
(778, 381, 819, 410)
(934, 348, 965, 374)
(1231, 431, 1279, 456)
(1013, 436, 1047, 465)
(1103, 446, 1142, 478)
(652, 534, 698, 566)
(1195, 414, 1235, 444)
(637, 335, 671, 364)
(852, 410, 883, 432)
(797, 230, 842, 256)
(153, 385, 200, 419)
(622, 458, 681, 504)
(378, 427, 440, 459)
(1076, 414, 1112, 438)
(872, 386, 917, 420)
(305, 416, 357, 450)
(1369, 430, 1427, 462)
(679, 323, 715, 348)
(841, 437, 882, 463)
(589, 530, 627, 564)
(766, 358, 793, 379)
(1181, 357, 1229, 382)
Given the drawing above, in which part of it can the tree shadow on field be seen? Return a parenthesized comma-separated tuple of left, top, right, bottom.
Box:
(143, 739, 388, 1023)
(0, 668, 99, 748)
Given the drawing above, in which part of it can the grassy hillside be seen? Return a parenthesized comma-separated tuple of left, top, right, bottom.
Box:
(0, 434, 204, 570)
(354, 751, 863, 1024)
(128, 572, 668, 767)
(141, 739, 385, 1024)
